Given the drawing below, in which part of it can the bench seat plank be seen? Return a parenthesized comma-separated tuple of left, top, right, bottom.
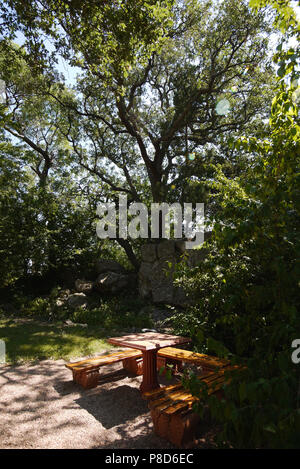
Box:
(142, 370, 215, 401)
(66, 348, 142, 372)
(65, 348, 143, 388)
(149, 377, 226, 415)
(157, 347, 230, 369)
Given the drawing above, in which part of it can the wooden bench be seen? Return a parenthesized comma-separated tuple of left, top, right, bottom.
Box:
(65, 349, 143, 389)
(143, 368, 233, 447)
(157, 347, 230, 374)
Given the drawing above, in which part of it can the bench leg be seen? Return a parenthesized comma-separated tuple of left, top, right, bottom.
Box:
(169, 410, 201, 447)
(72, 369, 100, 389)
(151, 408, 171, 439)
(173, 359, 184, 373)
(156, 357, 182, 376)
(123, 357, 143, 376)
(157, 356, 166, 375)
(151, 407, 200, 448)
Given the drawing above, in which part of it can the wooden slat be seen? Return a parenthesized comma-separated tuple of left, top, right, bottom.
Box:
(148, 370, 222, 403)
(146, 370, 223, 407)
(157, 347, 230, 368)
(65, 348, 142, 372)
(147, 371, 228, 416)
(143, 383, 183, 401)
(142, 370, 215, 401)
(164, 377, 227, 415)
(149, 389, 191, 411)
(164, 397, 196, 415)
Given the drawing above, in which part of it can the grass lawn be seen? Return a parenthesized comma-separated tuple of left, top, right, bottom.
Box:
(0, 315, 115, 364)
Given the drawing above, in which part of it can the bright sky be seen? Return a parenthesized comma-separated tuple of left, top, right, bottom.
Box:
(291, 0, 300, 21)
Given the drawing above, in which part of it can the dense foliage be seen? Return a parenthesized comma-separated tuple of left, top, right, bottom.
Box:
(174, 0, 300, 449)
(0, 0, 274, 278)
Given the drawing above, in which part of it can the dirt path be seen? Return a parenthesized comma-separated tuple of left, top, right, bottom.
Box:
(0, 358, 175, 449)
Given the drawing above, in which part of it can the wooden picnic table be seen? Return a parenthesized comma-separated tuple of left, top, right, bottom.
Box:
(108, 332, 190, 393)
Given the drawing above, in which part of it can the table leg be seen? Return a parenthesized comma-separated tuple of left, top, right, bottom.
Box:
(140, 350, 160, 393)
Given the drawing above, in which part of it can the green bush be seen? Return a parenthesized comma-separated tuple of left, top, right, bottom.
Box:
(16, 288, 152, 331)
(22, 297, 52, 318)
(174, 3, 300, 448)
(71, 296, 152, 330)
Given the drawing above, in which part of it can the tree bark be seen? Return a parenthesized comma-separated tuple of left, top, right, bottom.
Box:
(116, 238, 140, 271)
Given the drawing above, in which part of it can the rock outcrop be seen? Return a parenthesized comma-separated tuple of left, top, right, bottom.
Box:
(138, 237, 210, 305)
(67, 292, 88, 308)
(75, 279, 94, 294)
(94, 271, 134, 294)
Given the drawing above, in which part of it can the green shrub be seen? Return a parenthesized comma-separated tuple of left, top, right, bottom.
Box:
(71, 296, 152, 330)
(174, 4, 300, 447)
(22, 297, 52, 318)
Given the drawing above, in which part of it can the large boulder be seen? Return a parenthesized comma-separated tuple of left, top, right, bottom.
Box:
(75, 279, 94, 294)
(186, 248, 208, 267)
(138, 262, 153, 299)
(95, 259, 125, 275)
(175, 239, 186, 254)
(150, 259, 175, 304)
(67, 293, 88, 308)
(138, 239, 204, 306)
(94, 272, 130, 294)
(141, 243, 157, 262)
(157, 240, 175, 260)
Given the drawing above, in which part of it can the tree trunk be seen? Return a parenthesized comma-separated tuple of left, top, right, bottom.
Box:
(116, 238, 140, 271)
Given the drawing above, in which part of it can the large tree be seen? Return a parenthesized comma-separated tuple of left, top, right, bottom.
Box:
(0, 0, 277, 268)
(43, 1, 275, 202)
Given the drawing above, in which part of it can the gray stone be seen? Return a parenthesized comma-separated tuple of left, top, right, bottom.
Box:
(152, 283, 174, 304)
(151, 259, 175, 304)
(150, 308, 171, 323)
(138, 236, 209, 306)
(64, 319, 88, 328)
(67, 293, 88, 308)
(94, 272, 129, 294)
(151, 259, 175, 285)
(75, 279, 94, 294)
(157, 240, 175, 259)
(141, 243, 157, 262)
(175, 239, 186, 253)
(58, 289, 70, 298)
(138, 262, 153, 299)
(172, 286, 188, 306)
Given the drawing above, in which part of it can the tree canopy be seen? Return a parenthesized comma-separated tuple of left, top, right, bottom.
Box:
(0, 0, 278, 270)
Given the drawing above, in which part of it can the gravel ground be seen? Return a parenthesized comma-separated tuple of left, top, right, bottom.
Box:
(0, 357, 176, 449)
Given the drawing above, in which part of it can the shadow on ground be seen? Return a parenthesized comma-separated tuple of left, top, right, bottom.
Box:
(75, 384, 148, 429)
(0, 359, 175, 449)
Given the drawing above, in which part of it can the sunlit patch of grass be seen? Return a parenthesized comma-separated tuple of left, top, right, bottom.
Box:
(0, 316, 114, 364)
